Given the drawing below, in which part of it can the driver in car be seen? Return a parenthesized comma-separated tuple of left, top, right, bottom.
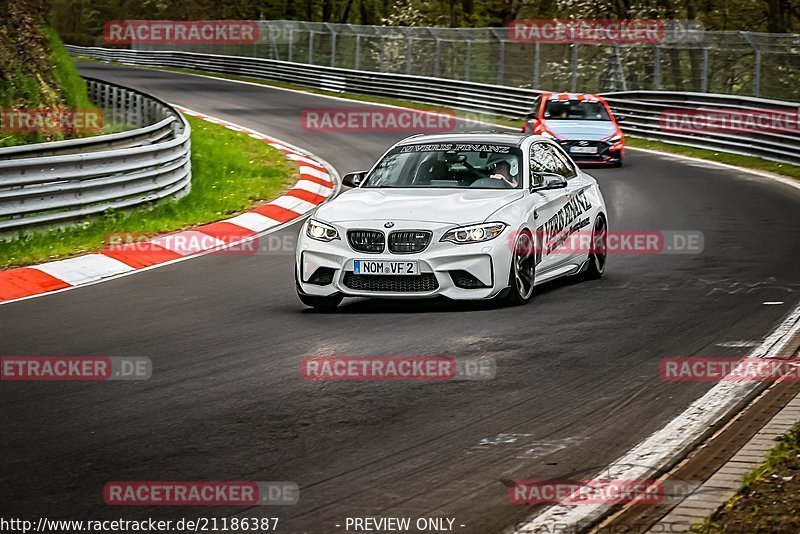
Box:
(488, 160, 518, 188)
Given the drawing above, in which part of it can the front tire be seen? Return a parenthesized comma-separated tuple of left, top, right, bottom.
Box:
(584, 215, 607, 280)
(502, 230, 536, 306)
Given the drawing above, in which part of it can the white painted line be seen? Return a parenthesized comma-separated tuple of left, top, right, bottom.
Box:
(294, 179, 333, 196)
(224, 212, 282, 233)
(717, 341, 759, 348)
(268, 142, 296, 153)
(764, 301, 785, 305)
(32, 254, 134, 286)
(151, 230, 225, 256)
(287, 153, 324, 167)
(514, 303, 800, 533)
(299, 165, 332, 181)
(270, 195, 319, 213)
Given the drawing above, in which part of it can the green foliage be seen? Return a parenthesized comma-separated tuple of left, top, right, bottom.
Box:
(0, 0, 97, 146)
(46, 0, 800, 33)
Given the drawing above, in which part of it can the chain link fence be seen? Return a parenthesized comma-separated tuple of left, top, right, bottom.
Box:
(131, 21, 800, 101)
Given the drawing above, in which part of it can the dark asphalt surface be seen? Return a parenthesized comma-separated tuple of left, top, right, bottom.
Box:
(2, 62, 800, 533)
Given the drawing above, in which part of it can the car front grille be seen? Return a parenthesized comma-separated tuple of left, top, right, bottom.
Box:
(558, 140, 611, 159)
(388, 231, 432, 254)
(347, 230, 385, 253)
(343, 272, 439, 292)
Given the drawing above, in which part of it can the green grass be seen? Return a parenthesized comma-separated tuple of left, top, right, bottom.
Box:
(691, 422, 800, 533)
(75, 59, 799, 181)
(0, 115, 296, 268)
(739, 421, 800, 489)
(0, 28, 98, 147)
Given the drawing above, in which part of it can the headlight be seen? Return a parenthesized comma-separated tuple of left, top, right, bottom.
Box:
(306, 219, 339, 242)
(607, 134, 623, 143)
(441, 222, 507, 244)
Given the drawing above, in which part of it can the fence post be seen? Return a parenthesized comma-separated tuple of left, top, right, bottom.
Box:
(288, 30, 294, 63)
(571, 43, 579, 92)
(741, 32, 761, 97)
(653, 45, 661, 90)
(434, 36, 441, 78)
(355, 34, 361, 70)
(533, 42, 540, 88)
(329, 24, 337, 67)
(379, 35, 385, 72)
(497, 35, 505, 85)
(701, 45, 709, 92)
(308, 31, 314, 64)
(465, 40, 472, 81)
(406, 36, 413, 75)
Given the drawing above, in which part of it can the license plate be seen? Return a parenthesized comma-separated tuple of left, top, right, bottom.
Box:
(354, 260, 419, 276)
(570, 145, 598, 154)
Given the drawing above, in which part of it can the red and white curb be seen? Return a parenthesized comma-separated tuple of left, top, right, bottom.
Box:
(0, 107, 339, 304)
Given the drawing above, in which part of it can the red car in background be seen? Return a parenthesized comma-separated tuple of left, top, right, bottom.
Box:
(522, 93, 625, 167)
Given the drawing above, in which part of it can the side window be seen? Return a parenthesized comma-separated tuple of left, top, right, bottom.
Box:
(529, 143, 549, 187)
(548, 144, 578, 179)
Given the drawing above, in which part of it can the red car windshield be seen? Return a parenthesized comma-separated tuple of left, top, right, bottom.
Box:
(545, 100, 611, 121)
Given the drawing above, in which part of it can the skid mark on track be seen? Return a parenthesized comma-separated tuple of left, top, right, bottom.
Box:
(467, 435, 584, 460)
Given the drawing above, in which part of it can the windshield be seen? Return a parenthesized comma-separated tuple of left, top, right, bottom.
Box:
(362, 143, 523, 189)
(545, 100, 611, 121)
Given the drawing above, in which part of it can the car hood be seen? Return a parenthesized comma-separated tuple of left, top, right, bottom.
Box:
(316, 188, 523, 225)
(546, 120, 617, 140)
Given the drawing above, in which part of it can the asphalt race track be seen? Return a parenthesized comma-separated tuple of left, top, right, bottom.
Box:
(2, 62, 800, 533)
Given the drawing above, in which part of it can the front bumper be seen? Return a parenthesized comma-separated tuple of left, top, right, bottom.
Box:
(296, 221, 513, 300)
(557, 139, 623, 165)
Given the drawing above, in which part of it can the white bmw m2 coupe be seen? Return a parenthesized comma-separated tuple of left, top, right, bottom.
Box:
(295, 133, 608, 310)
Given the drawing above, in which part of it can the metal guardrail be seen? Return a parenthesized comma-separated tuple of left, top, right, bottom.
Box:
(67, 46, 799, 167)
(0, 77, 191, 233)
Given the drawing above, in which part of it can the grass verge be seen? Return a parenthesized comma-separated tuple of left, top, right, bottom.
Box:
(0, 28, 100, 147)
(74, 58, 799, 181)
(0, 114, 296, 269)
(692, 421, 800, 533)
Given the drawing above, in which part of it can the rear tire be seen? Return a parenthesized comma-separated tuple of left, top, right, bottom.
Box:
(584, 215, 607, 280)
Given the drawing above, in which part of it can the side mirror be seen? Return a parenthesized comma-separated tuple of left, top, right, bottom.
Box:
(531, 172, 568, 192)
(342, 171, 366, 188)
